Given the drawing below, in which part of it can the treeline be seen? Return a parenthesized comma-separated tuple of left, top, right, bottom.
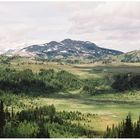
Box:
(104, 114, 140, 138)
(0, 100, 95, 138)
(111, 73, 140, 91)
(82, 73, 140, 94)
(0, 67, 139, 96)
(0, 68, 81, 95)
(0, 67, 109, 96)
(81, 73, 140, 95)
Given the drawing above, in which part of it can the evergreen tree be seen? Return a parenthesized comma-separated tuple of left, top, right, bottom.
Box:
(104, 125, 111, 138)
(0, 100, 5, 137)
(103, 114, 140, 138)
(121, 114, 133, 138)
(134, 117, 140, 137)
(48, 105, 56, 123)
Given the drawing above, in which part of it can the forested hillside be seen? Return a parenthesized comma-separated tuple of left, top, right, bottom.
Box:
(0, 68, 81, 95)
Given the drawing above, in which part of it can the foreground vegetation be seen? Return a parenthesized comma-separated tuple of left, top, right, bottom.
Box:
(0, 100, 100, 138)
(0, 56, 140, 137)
(104, 114, 140, 138)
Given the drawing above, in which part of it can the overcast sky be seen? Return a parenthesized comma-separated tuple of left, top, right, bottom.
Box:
(0, 1, 140, 52)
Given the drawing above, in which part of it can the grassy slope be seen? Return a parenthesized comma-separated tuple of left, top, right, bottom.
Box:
(1, 57, 140, 133)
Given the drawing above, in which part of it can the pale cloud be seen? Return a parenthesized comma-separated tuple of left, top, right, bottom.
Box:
(70, 2, 140, 52)
(0, 2, 139, 52)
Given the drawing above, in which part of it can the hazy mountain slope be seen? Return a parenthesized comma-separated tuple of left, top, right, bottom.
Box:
(114, 50, 140, 63)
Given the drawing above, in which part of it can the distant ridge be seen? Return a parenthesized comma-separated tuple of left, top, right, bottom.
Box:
(3, 39, 123, 60)
(117, 50, 140, 63)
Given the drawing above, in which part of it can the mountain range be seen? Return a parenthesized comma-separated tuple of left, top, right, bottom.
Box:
(4, 39, 123, 60)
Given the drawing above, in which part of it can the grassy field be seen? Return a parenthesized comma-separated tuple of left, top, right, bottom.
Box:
(36, 90, 140, 131)
(1, 57, 140, 135)
(1, 90, 140, 133)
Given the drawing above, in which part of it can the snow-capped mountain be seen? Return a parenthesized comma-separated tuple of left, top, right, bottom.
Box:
(3, 39, 123, 59)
